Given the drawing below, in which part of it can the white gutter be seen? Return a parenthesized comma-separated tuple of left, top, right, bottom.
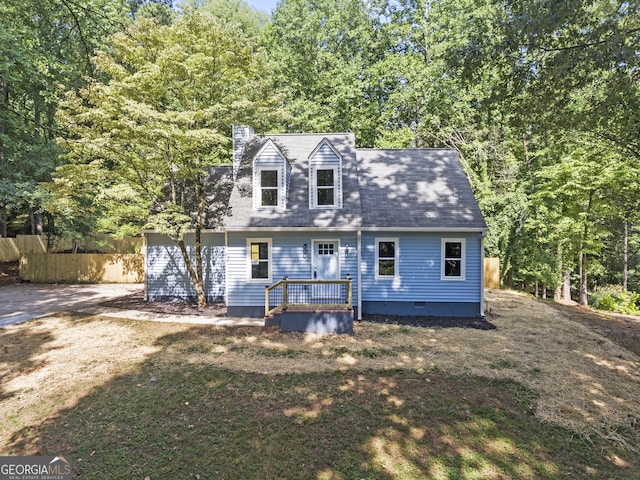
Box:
(357, 229, 362, 320)
(222, 226, 488, 233)
(480, 235, 485, 318)
(224, 230, 229, 306)
(142, 232, 148, 301)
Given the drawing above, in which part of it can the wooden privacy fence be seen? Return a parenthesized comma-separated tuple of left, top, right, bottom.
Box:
(20, 254, 144, 284)
(0, 234, 143, 262)
(484, 257, 500, 289)
(0, 235, 47, 262)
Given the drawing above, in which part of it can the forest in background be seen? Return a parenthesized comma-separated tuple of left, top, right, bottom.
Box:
(0, 0, 638, 307)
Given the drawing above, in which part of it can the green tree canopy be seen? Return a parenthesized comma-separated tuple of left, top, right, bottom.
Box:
(56, 10, 283, 306)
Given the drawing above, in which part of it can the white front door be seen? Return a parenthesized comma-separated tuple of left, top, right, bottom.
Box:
(312, 240, 340, 300)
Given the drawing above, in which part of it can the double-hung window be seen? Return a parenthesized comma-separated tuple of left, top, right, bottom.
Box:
(310, 164, 341, 209)
(441, 238, 465, 280)
(260, 170, 279, 207)
(375, 238, 399, 279)
(248, 238, 272, 282)
(316, 169, 335, 206)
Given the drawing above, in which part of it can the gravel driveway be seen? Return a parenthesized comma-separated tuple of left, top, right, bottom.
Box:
(0, 283, 143, 327)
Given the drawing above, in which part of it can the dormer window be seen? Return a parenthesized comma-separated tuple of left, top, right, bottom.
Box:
(309, 139, 343, 209)
(252, 140, 290, 210)
(315, 167, 338, 207)
(260, 169, 279, 207)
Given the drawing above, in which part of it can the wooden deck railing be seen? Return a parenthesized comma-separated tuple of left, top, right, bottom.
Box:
(265, 278, 353, 317)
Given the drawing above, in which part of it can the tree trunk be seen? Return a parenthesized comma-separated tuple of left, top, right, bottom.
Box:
(177, 238, 207, 308)
(0, 81, 7, 238)
(562, 270, 571, 302)
(176, 180, 208, 309)
(578, 249, 588, 306)
(623, 218, 628, 290)
(578, 190, 594, 306)
(193, 183, 206, 308)
(0, 205, 6, 238)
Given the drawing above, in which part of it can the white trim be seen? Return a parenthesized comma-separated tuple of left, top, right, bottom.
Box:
(254, 166, 283, 210)
(142, 233, 148, 301)
(441, 238, 466, 281)
(357, 230, 362, 320)
(246, 237, 272, 283)
(224, 230, 229, 305)
(308, 137, 343, 160)
(254, 138, 287, 162)
(309, 164, 341, 209)
(480, 236, 485, 317)
(222, 227, 488, 233)
(309, 138, 343, 210)
(375, 237, 399, 279)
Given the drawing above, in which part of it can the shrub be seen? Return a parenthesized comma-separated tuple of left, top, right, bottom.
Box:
(589, 285, 640, 315)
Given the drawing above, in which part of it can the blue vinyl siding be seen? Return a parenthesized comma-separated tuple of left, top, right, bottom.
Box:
(360, 232, 483, 303)
(226, 231, 359, 309)
(146, 232, 225, 302)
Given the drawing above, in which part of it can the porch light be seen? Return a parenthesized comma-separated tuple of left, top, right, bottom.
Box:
(303, 243, 308, 258)
(345, 243, 350, 258)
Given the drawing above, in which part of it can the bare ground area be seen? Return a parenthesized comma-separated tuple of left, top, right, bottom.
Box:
(0, 261, 19, 286)
(1, 287, 639, 461)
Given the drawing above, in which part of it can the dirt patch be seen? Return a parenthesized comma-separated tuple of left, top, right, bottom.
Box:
(545, 300, 640, 357)
(0, 261, 20, 286)
(364, 313, 496, 330)
(102, 291, 496, 329)
(101, 290, 227, 317)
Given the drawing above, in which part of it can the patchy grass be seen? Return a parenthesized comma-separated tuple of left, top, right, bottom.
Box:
(1, 289, 639, 479)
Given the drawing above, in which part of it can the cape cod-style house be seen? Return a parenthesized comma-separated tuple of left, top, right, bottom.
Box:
(144, 126, 488, 333)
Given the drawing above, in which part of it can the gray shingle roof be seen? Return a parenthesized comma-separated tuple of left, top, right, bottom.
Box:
(225, 133, 362, 229)
(223, 134, 487, 231)
(357, 149, 487, 230)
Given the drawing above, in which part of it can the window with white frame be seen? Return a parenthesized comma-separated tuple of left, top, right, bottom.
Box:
(247, 238, 272, 282)
(310, 164, 341, 209)
(316, 169, 335, 206)
(375, 238, 398, 278)
(441, 238, 465, 280)
(259, 169, 279, 207)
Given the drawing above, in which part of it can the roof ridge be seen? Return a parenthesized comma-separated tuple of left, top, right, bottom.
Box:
(357, 147, 455, 151)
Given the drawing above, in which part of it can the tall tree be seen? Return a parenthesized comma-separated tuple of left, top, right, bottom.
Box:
(265, 0, 386, 146)
(0, 0, 128, 237)
(56, 11, 282, 306)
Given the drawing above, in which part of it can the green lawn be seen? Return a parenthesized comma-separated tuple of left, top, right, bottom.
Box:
(15, 364, 638, 479)
(2, 290, 639, 479)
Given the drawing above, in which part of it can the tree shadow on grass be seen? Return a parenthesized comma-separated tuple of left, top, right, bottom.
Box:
(5, 326, 632, 479)
(0, 317, 59, 402)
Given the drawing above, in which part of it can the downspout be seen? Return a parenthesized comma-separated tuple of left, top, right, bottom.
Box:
(480, 233, 485, 317)
(224, 230, 229, 307)
(357, 229, 362, 320)
(143, 232, 148, 301)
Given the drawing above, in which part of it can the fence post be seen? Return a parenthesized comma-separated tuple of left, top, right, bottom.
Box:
(345, 274, 352, 308)
(282, 279, 289, 310)
(265, 286, 270, 317)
